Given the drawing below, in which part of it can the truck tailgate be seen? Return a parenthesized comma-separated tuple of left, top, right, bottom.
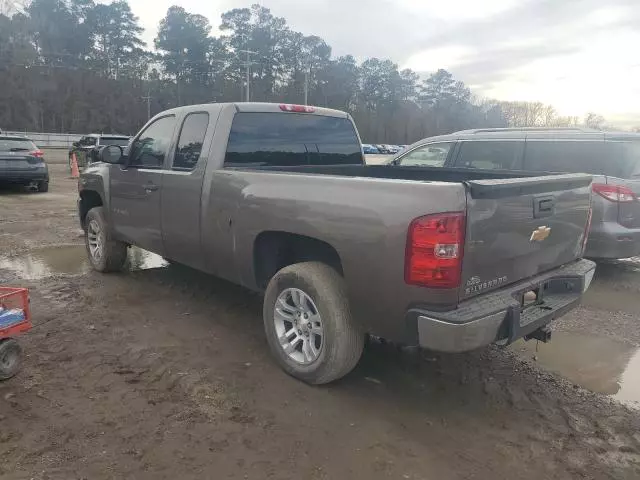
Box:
(461, 174, 592, 300)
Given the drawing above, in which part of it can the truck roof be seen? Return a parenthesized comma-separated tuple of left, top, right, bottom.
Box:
(158, 102, 350, 119)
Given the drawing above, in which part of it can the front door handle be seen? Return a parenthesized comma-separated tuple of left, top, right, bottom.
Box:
(144, 183, 159, 193)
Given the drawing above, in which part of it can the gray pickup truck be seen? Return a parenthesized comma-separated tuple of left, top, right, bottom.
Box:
(77, 102, 596, 384)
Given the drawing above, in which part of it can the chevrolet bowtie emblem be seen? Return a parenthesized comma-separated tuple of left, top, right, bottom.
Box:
(530, 226, 551, 242)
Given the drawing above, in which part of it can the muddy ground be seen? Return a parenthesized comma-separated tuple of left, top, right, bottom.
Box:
(0, 162, 639, 480)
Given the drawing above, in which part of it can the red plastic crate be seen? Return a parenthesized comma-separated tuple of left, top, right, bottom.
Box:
(0, 287, 32, 339)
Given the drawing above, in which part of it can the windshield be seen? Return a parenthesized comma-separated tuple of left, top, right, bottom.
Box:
(0, 137, 36, 151)
(100, 137, 130, 146)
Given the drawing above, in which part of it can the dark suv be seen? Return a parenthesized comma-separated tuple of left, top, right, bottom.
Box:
(0, 135, 49, 192)
(392, 127, 640, 259)
(69, 134, 131, 170)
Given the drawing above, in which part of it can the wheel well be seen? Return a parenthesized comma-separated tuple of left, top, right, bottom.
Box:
(254, 232, 344, 289)
(79, 190, 103, 228)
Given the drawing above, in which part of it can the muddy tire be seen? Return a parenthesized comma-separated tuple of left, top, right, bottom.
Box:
(85, 206, 127, 272)
(37, 180, 49, 193)
(263, 262, 364, 385)
(0, 339, 22, 381)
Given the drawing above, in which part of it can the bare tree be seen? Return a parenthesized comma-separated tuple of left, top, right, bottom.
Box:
(584, 112, 606, 130)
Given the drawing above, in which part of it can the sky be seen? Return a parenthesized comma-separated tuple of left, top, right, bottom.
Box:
(127, 0, 640, 128)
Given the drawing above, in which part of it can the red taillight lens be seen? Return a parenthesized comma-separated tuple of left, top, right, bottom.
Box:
(405, 212, 465, 288)
(592, 183, 635, 203)
(279, 104, 315, 113)
(30, 150, 44, 158)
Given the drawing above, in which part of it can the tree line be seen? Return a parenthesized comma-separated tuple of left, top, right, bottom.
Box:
(0, 0, 609, 141)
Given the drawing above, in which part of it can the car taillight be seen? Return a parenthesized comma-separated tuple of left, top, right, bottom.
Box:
(582, 207, 592, 255)
(30, 150, 44, 158)
(405, 212, 465, 288)
(592, 183, 635, 203)
(279, 104, 315, 113)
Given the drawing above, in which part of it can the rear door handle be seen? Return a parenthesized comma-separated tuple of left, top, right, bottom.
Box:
(144, 183, 159, 193)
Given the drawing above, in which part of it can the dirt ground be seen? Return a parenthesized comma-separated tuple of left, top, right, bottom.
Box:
(0, 162, 639, 480)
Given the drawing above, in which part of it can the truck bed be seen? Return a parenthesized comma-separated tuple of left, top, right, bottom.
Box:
(228, 164, 539, 181)
(228, 164, 591, 197)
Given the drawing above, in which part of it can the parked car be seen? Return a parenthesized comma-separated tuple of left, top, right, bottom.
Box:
(69, 134, 131, 170)
(391, 127, 640, 259)
(374, 144, 392, 154)
(78, 103, 595, 384)
(0, 135, 49, 192)
(362, 144, 380, 154)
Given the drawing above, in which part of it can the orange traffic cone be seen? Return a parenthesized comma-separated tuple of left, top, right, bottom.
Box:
(70, 152, 80, 179)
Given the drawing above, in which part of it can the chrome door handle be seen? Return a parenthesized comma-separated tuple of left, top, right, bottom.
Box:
(144, 183, 159, 193)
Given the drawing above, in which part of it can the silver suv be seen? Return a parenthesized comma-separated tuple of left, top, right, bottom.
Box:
(392, 127, 640, 259)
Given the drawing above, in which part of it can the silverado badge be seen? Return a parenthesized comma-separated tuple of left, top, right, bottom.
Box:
(530, 226, 551, 242)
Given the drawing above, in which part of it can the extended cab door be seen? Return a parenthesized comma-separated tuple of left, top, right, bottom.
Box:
(110, 115, 177, 255)
(160, 110, 216, 267)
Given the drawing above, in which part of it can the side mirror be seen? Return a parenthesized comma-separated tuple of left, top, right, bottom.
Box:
(99, 145, 125, 164)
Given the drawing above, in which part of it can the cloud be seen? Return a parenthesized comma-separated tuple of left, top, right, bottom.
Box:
(126, 0, 640, 125)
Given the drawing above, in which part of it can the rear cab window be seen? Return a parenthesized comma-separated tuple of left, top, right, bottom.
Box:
(224, 112, 363, 167)
(0, 137, 36, 152)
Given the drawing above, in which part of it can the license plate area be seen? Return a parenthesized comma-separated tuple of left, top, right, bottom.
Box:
(519, 284, 552, 311)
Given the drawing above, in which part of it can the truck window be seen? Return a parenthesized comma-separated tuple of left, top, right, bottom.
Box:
(224, 112, 362, 167)
(456, 141, 522, 170)
(524, 140, 619, 176)
(173, 112, 209, 171)
(128, 115, 176, 169)
(399, 142, 452, 167)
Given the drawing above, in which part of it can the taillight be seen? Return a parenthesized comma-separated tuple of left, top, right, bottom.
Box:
(405, 212, 465, 288)
(592, 183, 635, 203)
(279, 104, 315, 113)
(29, 150, 44, 158)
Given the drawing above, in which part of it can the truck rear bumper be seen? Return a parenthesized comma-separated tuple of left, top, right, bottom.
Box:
(409, 259, 596, 353)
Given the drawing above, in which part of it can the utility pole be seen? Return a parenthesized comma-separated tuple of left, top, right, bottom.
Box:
(303, 57, 312, 105)
(142, 90, 151, 120)
(238, 49, 258, 102)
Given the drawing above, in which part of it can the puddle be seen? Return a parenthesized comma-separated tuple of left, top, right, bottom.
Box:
(513, 332, 640, 408)
(0, 245, 168, 280)
(0, 245, 91, 279)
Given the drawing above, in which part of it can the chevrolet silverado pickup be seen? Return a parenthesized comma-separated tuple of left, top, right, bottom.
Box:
(77, 102, 596, 384)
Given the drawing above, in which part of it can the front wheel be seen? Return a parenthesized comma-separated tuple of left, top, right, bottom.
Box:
(85, 206, 128, 272)
(263, 262, 364, 384)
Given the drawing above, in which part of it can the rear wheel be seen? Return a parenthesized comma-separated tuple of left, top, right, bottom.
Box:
(263, 262, 364, 384)
(36, 180, 49, 193)
(0, 339, 22, 381)
(85, 206, 127, 272)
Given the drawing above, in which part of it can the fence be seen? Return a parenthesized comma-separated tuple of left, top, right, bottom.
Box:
(2, 131, 84, 149)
